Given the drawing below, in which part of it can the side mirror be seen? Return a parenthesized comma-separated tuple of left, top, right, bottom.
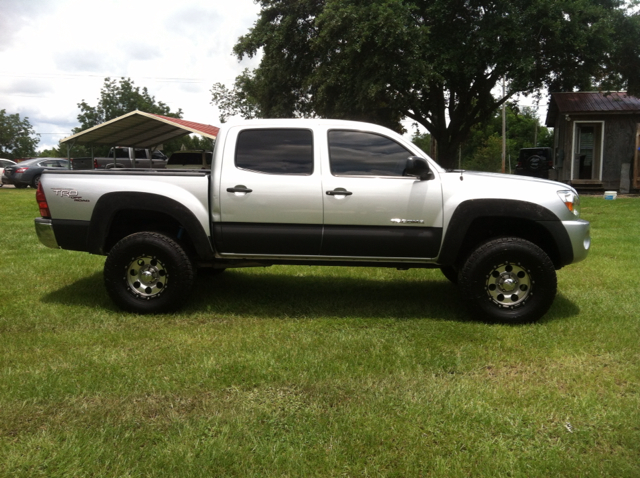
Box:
(404, 156, 434, 180)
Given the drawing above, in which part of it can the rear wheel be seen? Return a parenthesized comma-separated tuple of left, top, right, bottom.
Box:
(32, 175, 41, 188)
(459, 237, 557, 324)
(104, 232, 195, 314)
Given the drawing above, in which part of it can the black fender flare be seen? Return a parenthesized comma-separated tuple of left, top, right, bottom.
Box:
(438, 199, 574, 268)
(87, 192, 214, 260)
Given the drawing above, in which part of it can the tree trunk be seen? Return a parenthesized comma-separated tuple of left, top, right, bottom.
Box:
(435, 136, 461, 170)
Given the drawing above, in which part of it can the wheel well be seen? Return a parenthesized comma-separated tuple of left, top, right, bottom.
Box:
(103, 210, 197, 258)
(455, 217, 563, 269)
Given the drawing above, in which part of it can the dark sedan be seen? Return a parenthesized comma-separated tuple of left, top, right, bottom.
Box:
(2, 158, 69, 188)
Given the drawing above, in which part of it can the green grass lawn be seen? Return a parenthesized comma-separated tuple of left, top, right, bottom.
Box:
(0, 188, 638, 477)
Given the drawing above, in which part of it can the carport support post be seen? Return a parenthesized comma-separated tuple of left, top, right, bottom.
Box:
(66, 139, 77, 169)
(113, 146, 117, 168)
(150, 145, 160, 169)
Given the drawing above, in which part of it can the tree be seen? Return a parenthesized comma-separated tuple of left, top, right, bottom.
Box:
(411, 131, 432, 157)
(174, 134, 215, 151)
(38, 147, 64, 158)
(76, 77, 182, 132)
(213, 0, 640, 169)
(73, 77, 184, 156)
(0, 109, 39, 159)
(462, 104, 553, 171)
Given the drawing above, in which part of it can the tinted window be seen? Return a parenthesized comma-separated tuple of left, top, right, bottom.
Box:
(328, 130, 412, 177)
(236, 129, 313, 175)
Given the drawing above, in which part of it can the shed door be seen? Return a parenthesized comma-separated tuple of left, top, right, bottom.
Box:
(573, 123, 603, 181)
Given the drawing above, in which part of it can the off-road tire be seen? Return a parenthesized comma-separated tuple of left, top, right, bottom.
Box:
(459, 237, 557, 324)
(104, 232, 195, 314)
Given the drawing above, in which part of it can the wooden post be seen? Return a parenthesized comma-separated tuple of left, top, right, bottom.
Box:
(635, 124, 640, 189)
(501, 81, 506, 174)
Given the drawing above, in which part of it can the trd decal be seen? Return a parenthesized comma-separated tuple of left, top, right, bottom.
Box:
(51, 189, 90, 203)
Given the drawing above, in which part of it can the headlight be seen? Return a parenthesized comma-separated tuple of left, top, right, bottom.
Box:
(557, 190, 580, 217)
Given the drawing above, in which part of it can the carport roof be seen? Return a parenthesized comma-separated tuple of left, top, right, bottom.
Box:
(61, 110, 220, 148)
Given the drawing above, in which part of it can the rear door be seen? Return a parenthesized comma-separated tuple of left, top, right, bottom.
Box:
(321, 129, 443, 258)
(217, 127, 323, 255)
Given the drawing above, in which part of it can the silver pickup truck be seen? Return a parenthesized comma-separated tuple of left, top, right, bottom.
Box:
(34, 119, 590, 323)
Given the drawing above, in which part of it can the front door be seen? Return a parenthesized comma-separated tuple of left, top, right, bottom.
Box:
(321, 130, 443, 258)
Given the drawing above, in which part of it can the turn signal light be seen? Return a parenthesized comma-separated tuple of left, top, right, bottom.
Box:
(557, 190, 580, 217)
(36, 182, 51, 218)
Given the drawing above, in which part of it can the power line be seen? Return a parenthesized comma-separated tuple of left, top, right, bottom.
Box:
(0, 72, 209, 84)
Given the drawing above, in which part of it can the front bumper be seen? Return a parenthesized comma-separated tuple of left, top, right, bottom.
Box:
(35, 218, 60, 249)
(563, 219, 591, 264)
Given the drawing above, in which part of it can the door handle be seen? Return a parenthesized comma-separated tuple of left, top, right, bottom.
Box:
(227, 186, 253, 193)
(326, 189, 353, 196)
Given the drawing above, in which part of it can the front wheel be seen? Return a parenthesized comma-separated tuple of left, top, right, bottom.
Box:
(459, 237, 557, 324)
(104, 232, 195, 314)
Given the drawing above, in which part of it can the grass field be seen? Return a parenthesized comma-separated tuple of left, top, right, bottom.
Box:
(0, 188, 638, 477)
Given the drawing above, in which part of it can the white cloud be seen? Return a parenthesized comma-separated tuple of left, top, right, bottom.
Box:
(0, 0, 261, 150)
(0, 0, 56, 50)
(0, 78, 53, 95)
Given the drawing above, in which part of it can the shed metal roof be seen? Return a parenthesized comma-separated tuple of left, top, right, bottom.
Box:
(545, 92, 640, 126)
(61, 110, 220, 147)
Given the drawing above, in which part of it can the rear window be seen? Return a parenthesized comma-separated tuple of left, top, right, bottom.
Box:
(134, 149, 148, 159)
(235, 129, 313, 175)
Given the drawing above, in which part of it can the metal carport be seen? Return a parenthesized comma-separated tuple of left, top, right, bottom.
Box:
(60, 110, 220, 167)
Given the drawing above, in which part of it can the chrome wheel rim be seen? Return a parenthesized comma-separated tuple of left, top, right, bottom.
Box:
(125, 255, 168, 298)
(485, 262, 532, 307)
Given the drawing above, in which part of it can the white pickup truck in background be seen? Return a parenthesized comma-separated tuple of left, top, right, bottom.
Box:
(34, 119, 591, 323)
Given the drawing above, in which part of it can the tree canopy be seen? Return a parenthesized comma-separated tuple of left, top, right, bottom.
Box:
(72, 77, 185, 156)
(76, 77, 183, 133)
(0, 109, 39, 159)
(213, 0, 640, 168)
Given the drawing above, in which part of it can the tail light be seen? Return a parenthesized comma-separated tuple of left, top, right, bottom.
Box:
(93, 158, 98, 169)
(16, 167, 28, 173)
(36, 182, 51, 218)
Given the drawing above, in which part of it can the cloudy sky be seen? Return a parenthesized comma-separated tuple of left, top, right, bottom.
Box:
(0, 0, 262, 151)
(1, 0, 548, 153)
